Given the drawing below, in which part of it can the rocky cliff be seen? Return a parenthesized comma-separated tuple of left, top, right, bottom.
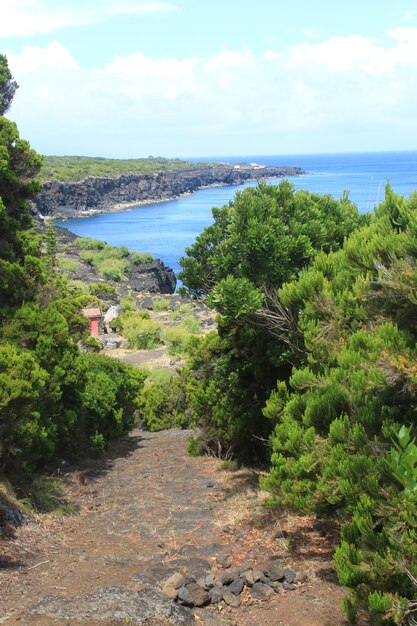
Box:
(53, 224, 176, 294)
(33, 165, 304, 218)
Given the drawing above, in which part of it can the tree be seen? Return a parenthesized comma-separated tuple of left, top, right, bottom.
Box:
(0, 54, 18, 115)
(178, 181, 367, 460)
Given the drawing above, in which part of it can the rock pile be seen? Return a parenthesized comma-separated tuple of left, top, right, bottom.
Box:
(161, 558, 307, 610)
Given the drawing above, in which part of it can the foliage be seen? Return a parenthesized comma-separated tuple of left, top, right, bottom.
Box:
(137, 374, 188, 431)
(39, 155, 220, 183)
(259, 186, 417, 623)
(178, 180, 366, 461)
(0, 57, 146, 477)
(88, 282, 118, 299)
(162, 325, 202, 357)
(131, 251, 154, 264)
(59, 258, 79, 273)
(120, 295, 136, 312)
(114, 311, 161, 349)
(0, 54, 18, 115)
(152, 297, 171, 311)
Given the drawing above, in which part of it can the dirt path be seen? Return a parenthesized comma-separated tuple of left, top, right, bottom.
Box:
(0, 429, 353, 626)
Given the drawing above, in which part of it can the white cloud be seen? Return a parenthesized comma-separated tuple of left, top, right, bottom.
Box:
(6, 28, 417, 156)
(9, 41, 79, 72)
(1, 0, 177, 37)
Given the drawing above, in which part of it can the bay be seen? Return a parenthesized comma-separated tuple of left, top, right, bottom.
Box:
(55, 151, 417, 281)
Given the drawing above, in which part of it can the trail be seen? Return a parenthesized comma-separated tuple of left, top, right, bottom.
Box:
(0, 429, 351, 626)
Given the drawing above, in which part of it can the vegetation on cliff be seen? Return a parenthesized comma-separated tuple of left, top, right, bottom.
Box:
(39, 155, 222, 182)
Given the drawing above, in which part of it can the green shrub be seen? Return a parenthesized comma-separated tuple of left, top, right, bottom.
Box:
(115, 314, 162, 349)
(79, 250, 96, 265)
(88, 283, 118, 298)
(163, 325, 200, 357)
(137, 378, 188, 431)
(153, 298, 171, 311)
(187, 435, 203, 456)
(178, 304, 192, 315)
(59, 258, 78, 272)
(76, 237, 106, 250)
(98, 258, 129, 282)
(181, 316, 202, 334)
(83, 336, 102, 352)
(132, 251, 154, 264)
(218, 460, 239, 471)
(144, 368, 173, 385)
(120, 295, 136, 312)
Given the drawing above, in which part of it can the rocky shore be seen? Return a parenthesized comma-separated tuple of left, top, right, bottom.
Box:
(32, 164, 304, 219)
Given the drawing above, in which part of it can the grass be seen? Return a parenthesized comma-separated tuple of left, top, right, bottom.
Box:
(162, 324, 201, 357)
(143, 368, 173, 385)
(153, 298, 171, 312)
(39, 155, 225, 183)
(115, 313, 162, 349)
(181, 316, 202, 334)
(59, 258, 79, 272)
(76, 237, 131, 282)
(131, 251, 154, 264)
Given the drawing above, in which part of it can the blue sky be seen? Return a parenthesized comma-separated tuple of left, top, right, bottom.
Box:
(2, 0, 417, 157)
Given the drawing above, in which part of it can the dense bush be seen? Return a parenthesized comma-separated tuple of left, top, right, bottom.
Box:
(259, 186, 417, 624)
(178, 180, 366, 461)
(0, 57, 147, 475)
(114, 311, 161, 349)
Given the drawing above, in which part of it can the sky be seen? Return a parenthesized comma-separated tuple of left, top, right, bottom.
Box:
(2, 0, 417, 158)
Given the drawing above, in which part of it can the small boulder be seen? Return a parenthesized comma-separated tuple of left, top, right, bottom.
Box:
(228, 578, 244, 596)
(184, 583, 211, 607)
(267, 559, 285, 582)
(161, 572, 185, 600)
(220, 572, 235, 585)
(251, 583, 274, 601)
(283, 568, 296, 583)
(209, 588, 223, 604)
(223, 590, 241, 607)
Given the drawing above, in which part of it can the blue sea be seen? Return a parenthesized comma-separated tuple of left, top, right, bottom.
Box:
(55, 151, 417, 280)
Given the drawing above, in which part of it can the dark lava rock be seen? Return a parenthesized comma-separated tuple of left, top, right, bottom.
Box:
(266, 559, 285, 582)
(220, 572, 235, 585)
(222, 589, 241, 607)
(0, 503, 26, 528)
(260, 575, 271, 585)
(228, 578, 244, 596)
(179, 583, 211, 608)
(178, 586, 194, 607)
(204, 574, 216, 590)
(209, 588, 223, 604)
(30, 586, 193, 624)
(283, 568, 296, 583)
(33, 166, 305, 220)
(251, 583, 275, 601)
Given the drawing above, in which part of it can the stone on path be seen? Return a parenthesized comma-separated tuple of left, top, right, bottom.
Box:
(251, 582, 275, 601)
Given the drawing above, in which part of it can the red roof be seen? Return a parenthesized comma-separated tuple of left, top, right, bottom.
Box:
(82, 307, 102, 319)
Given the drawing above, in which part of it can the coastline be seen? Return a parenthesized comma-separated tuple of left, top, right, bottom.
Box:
(34, 165, 305, 221)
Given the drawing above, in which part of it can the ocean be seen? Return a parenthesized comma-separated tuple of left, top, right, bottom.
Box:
(55, 151, 417, 280)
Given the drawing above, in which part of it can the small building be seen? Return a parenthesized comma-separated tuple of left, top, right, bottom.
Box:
(82, 306, 103, 336)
